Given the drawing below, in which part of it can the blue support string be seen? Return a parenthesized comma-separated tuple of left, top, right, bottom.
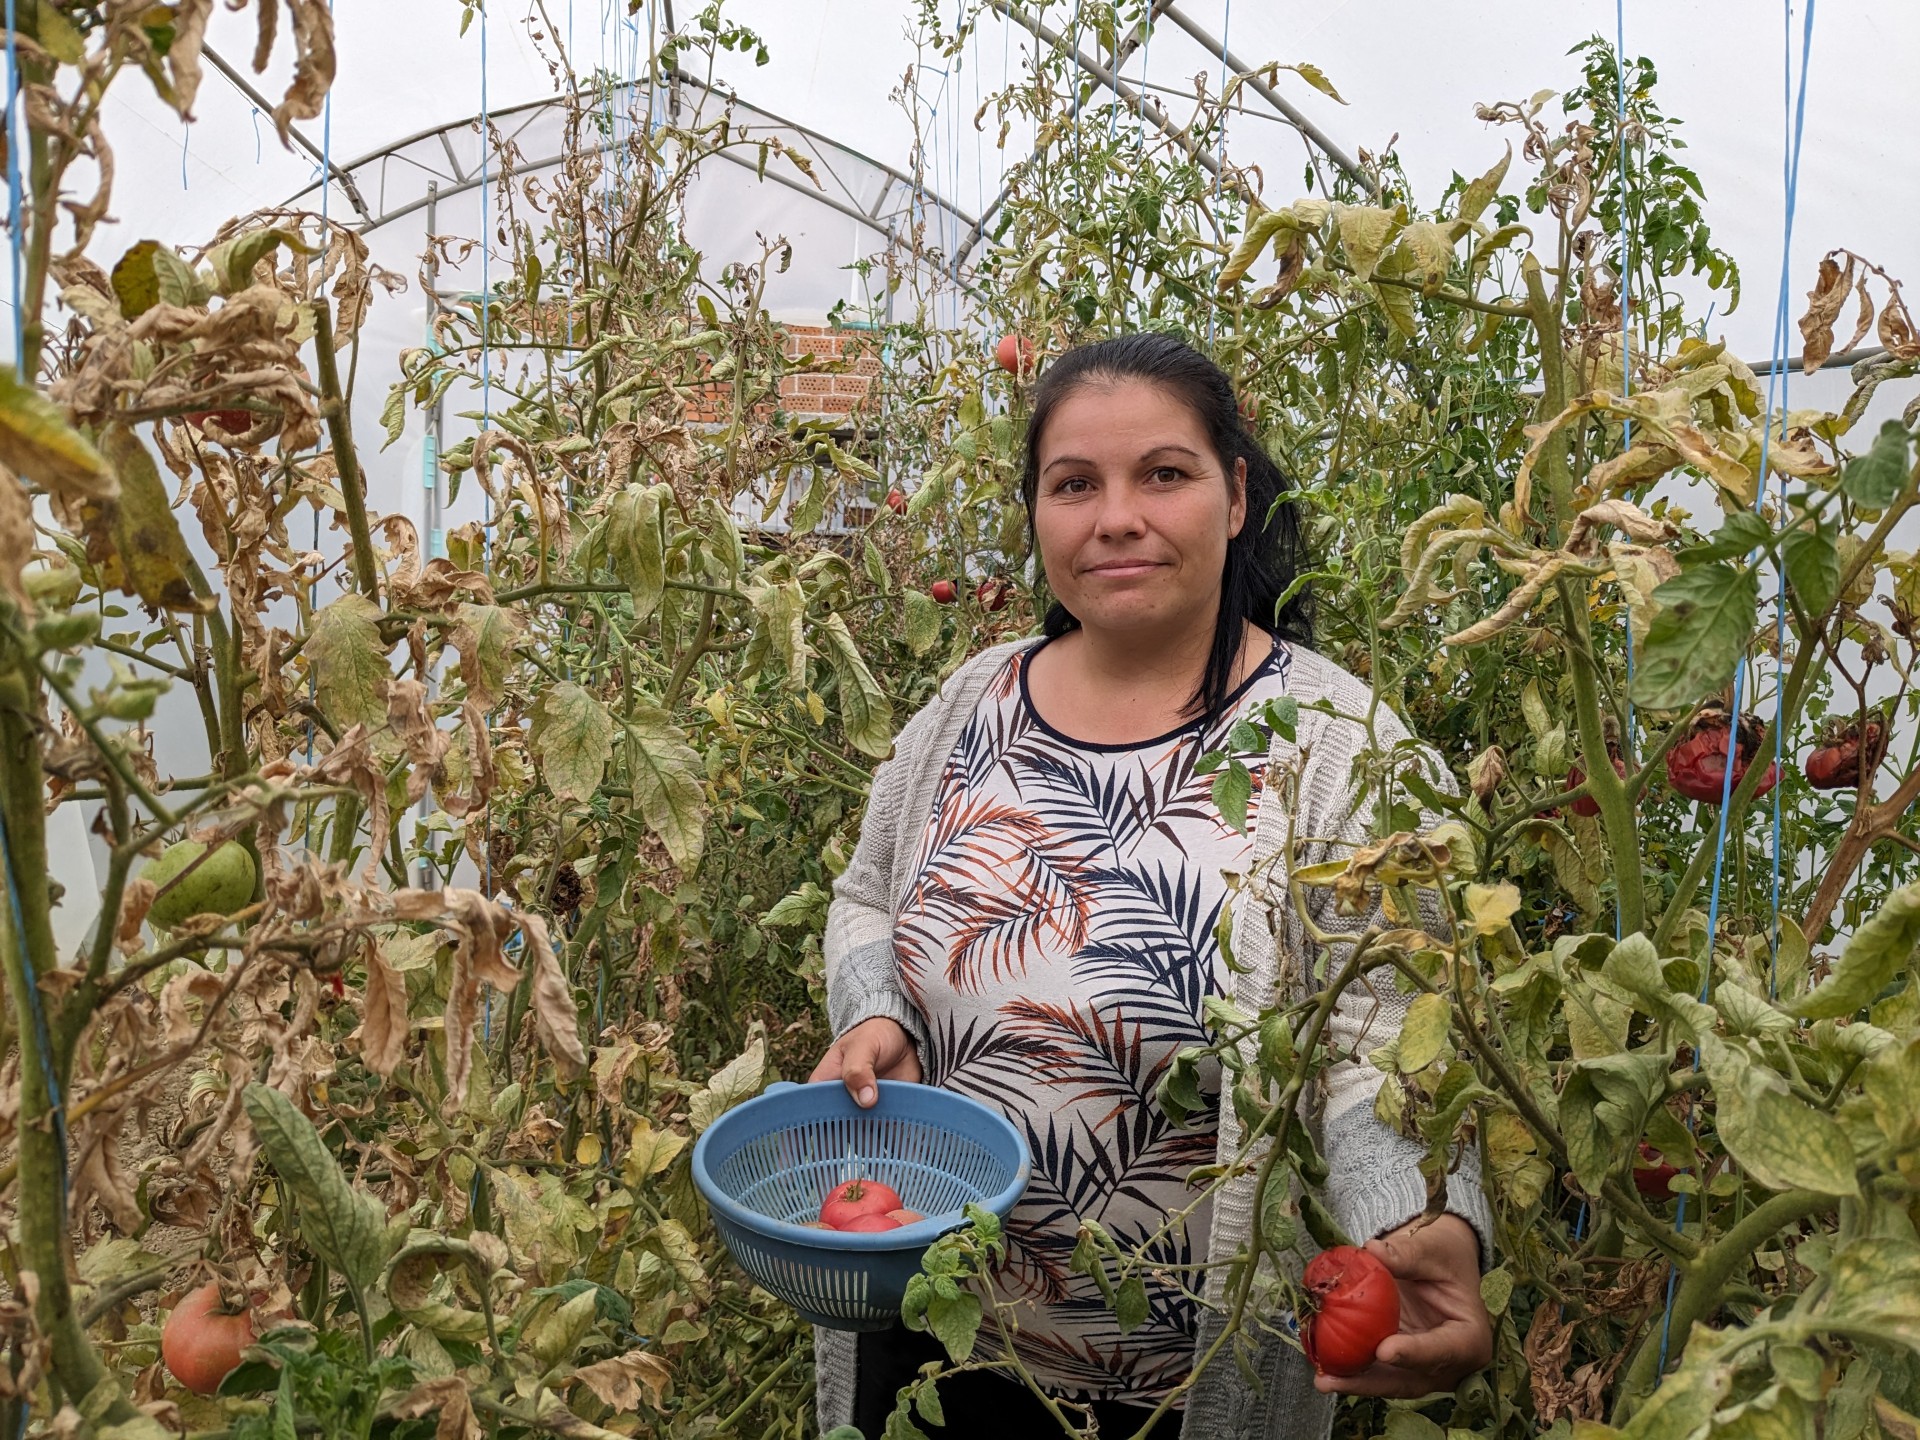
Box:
(1658, 0, 1816, 1375)
(480, 0, 495, 1039)
(1614, 0, 1638, 822)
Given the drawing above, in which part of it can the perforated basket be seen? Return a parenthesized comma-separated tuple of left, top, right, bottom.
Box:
(692, 1079, 1029, 1331)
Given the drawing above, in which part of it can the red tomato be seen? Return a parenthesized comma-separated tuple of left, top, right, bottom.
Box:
(1568, 756, 1626, 817)
(1803, 718, 1886, 791)
(162, 1282, 256, 1396)
(839, 1213, 903, 1232)
(1633, 1142, 1681, 1203)
(820, 1176, 904, 1230)
(885, 489, 908, 516)
(994, 334, 1033, 374)
(1301, 1245, 1400, 1378)
(886, 1208, 924, 1225)
(1666, 710, 1778, 805)
(929, 580, 958, 605)
(974, 578, 1011, 612)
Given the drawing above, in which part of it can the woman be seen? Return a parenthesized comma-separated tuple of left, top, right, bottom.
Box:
(811, 335, 1493, 1438)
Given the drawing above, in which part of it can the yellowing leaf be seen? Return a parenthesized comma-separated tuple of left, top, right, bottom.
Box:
(308, 593, 392, 733)
(1334, 204, 1403, 284)
(529, 682, 613, 805)
(574, 1349, 672, 1411)
(1465, 882, 1522, 937)
(1396, 992, 1453, 1073)
(690, 1031, 766, 1132)
(818, 612, 895, 759)
(622, 705, 707, 871)
(1458, 144, 1511, 226)
(0, 365, 116, 500)
(518, 912, 587, 1077)
(607, 481, 670, 620)
(447, 603, 524, 709)
(97, 422, 205, 610)
(360, 938, 410, 1080)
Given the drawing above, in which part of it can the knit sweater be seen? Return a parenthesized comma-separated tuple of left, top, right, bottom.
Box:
(816, 639, 1493, 1439)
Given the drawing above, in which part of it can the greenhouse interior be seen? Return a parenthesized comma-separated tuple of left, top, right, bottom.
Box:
(3, 1, 1920, 1437)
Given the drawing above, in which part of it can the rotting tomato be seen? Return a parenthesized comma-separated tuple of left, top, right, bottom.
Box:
(820, 1176, 904, 1230)
(1804, 717, 1887, 791)
(161, 1282, 255, 1396)
(974, 578, 1011, 611)
(1666, 708, 1778, 805)
(1300, 1244, 1400, 1378)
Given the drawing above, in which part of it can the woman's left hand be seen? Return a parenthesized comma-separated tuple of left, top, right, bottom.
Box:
(1313, 1213, 1493, 1398)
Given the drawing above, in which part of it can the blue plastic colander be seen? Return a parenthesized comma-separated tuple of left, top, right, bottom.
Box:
(692, 1079, 1029, 1331)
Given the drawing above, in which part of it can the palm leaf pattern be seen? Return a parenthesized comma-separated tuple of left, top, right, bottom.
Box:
(892, 637, 1293, 1403)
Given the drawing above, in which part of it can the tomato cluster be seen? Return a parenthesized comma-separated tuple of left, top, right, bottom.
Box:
(1300, 1245, 1401, 1378)
(811, 1177, 922, 1233)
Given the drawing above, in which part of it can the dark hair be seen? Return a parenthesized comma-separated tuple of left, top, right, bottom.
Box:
(1019, 332, 1315, 724)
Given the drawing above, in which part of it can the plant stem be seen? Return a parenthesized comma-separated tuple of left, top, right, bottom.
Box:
(312, 303, 382, 601)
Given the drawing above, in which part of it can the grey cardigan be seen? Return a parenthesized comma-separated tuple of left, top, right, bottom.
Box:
(816, 639, 1492, 1438)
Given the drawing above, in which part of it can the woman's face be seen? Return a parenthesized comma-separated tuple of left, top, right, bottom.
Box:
(1031, 378, 1246, 644)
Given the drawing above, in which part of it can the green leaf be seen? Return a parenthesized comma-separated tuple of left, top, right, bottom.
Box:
(243, 1084, 393, 1296)
(1707, 1383, 1813, 1440)
(818, 612, 895, 759)
(1716, 1062, 1859, 1196)
(1686, 511, 1771, 561)
(1841, 420, 1913, 508)
(1114, 1275, 1148, 1334)
(1793, 881, 1920, 1020)
(621, 706, 707, 871)
(529, 682, 614, 804)
(1631, 561, 1759, 710)
(0, 364, 116, 500)
(925, 1290, 982, 1363)
(150, 245, 209, 308)
(1558, 1049, 1666, 1194)
(1780, 523, 1841, 620)
(1397, 992, 1452, 1073)
(1211, 757, 1254, 835)
(307, 593, 391, 732)
(1619, 1326, 1743, 1440)
(211, 227, 314, 295)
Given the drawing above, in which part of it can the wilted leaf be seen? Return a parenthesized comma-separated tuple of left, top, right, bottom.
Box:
(0, 366, 116, 501)
(817, 613, 894, 759)
(1334, 204, 1403, 284)
(1820, 1236, 1920, 1347)
(90, 423, 206, 610)
(1465, 882, 1522, 937)
(1631, 562, 1758, 710)
(529, 682, 613, 805)
(1799, 254, 1856, 374)
(308, 594, 391, 733)
(243, 1084, 394, 1296)
(606, 482, 670, 620)
(389, 1378, 481, 1440)
(1218, 209, 1297, 290)
(621, 706, 706, 871)
(110, 241, 162, 320)
(899, 587, 942, 656)
(1458, 145, 1511, 226)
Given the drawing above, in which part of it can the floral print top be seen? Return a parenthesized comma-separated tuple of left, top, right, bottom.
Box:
(893, 634, 1293, 1403)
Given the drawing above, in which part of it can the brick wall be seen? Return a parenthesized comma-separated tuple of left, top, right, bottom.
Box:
(682, 320, 879, 426)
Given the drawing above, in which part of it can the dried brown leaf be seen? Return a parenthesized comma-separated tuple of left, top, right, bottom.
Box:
(390, 1378, 480, 1440)
(1799, 253, 1855, 374)
(273, 0, 338, 144)
(360, 938, 409, 1080)
(518, 913, 586, 1076)
(573, 1349, 672, 1411)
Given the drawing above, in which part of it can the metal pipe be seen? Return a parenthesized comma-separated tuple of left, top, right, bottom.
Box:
(200, 43, 374, 223)
(1155, 3, 1375, 196)
(1749, 345, 1890, 377)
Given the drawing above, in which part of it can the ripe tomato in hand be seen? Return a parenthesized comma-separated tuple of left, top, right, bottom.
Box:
(162, 1282, 256, 1396)
(1301, 1245, 1401, 1378)
(820, 1176, 904, 1230)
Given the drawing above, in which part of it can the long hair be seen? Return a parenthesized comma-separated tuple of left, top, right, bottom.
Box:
(1018, 333, 1315, 724)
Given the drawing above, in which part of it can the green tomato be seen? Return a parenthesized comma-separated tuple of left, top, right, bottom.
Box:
(143, 840, 257, 929)
(22, 561, 82, 610)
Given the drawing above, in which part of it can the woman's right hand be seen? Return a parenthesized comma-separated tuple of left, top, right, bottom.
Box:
(809, 1017, 923, 1107)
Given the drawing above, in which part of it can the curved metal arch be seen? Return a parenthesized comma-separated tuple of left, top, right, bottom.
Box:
(261, 65, 979, 246)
